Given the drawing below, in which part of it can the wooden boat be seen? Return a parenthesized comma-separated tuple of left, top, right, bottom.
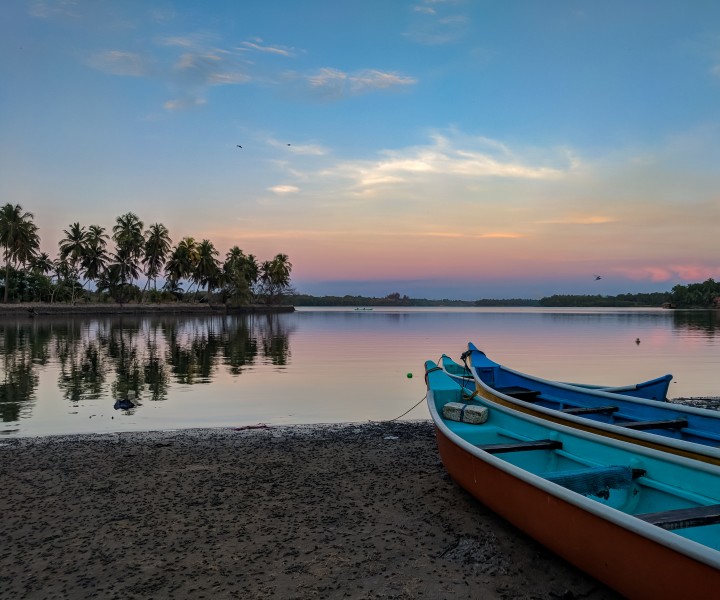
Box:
(457, 344, 720, 465)
(441, 353, 672, 401)
(424, 361, 720, 598)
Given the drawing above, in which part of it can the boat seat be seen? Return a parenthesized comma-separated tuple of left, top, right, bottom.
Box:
(636, 503, 720, 531)
(618, 418, 688, 431)
(495, 386, 542, 401)
(477, 439, 562, 454)
(542, 465, 645, 497)
(562, 405, 619, 416)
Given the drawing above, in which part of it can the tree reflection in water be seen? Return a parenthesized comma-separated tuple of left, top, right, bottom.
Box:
(0, 314, 293, 425)
(672, 310, 720, 337)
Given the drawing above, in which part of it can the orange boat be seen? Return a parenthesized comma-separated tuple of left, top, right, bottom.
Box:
(425, 360, 720, 599)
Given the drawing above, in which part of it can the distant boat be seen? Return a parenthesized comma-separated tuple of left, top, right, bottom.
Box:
(424, 361, 720, 597)
(451, 343, 720, 466)
(354, 307, 373, 311)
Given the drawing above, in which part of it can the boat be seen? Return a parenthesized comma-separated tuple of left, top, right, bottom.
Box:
(455, 344, 720, 465)
(424, 361, 720, 598)
(440, 353, 672, 401)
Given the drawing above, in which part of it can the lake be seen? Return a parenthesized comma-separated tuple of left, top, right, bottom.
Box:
(1, 307, 719, 437)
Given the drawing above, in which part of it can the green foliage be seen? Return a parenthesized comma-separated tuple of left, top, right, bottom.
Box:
(0, 204, 294, 307)
(670, 279, 720, 308)
(539, 292, 671, 307)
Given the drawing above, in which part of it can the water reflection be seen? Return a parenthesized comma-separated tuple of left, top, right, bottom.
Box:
(0, 314, 293, 426)
(672, 310, 720, 337)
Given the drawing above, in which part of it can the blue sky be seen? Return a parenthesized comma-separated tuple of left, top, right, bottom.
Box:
(1, 1, 720, 299)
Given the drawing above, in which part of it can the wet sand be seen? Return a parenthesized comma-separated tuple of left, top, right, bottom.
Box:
(0, 422, 620, 599)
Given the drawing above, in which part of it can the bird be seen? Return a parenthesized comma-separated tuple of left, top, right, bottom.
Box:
(287, 143, 291, 146)
(236, 145, 242, 148)
(635, 338, 641, 345)
(594, 275, 602, 280)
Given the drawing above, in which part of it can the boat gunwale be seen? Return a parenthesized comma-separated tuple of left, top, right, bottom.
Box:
(440, 352, 674, 398)
(495, 362, 717, 418)
(425, 369, 720, 571)
(463, 349, 720, 463)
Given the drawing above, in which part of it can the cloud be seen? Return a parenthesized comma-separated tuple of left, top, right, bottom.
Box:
(240, 39, 294, 57)
(88, 37, 252, 110)
(300, 68, 416, 99)
(87, 50, 149, 77)
(538, 216, 616, 225)
(327, 133, 571, 190)
(28, 0, 80, 19)
(423, 231, 524, 239)
(269, 185, 300, 194)
(479, 232, 525, 239)
(614, 265, 720, 283)
(406, 0, 470, 44)
(164, 97, 207, 111)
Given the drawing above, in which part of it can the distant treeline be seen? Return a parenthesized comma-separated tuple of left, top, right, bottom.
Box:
(291, 280, 720, 309)
(538, 292, 671, 307)
(288, 293, 478, 307)
(290, 291, 669, 308)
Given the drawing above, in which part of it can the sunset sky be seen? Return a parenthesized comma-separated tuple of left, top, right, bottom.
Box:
(2, 1, 720, 299)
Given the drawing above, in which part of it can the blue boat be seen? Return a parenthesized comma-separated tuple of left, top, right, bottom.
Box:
(425, 361, 720, 598)
(440, 353, 672, 401)
(453, 343, 720, 465)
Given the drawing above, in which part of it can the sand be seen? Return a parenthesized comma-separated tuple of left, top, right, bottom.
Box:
(0, 421, 620, 600)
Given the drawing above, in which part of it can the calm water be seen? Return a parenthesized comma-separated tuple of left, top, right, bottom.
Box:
(1, 307, 719, 437)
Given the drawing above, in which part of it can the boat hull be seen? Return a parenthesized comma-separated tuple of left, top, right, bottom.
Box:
(433, 424, 720, 598)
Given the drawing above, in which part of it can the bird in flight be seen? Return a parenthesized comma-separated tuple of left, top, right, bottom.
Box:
(236, 145, 242, 148)
(594, 275, 602, 280)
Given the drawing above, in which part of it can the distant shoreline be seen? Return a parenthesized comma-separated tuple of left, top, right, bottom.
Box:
(0, 302, 295, 317)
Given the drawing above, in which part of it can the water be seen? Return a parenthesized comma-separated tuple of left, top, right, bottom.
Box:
(1, 307, 718, 437)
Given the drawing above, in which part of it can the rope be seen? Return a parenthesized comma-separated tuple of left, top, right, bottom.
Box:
(370, 393, 427, 423)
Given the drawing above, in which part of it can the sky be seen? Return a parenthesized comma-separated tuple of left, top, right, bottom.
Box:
(1, 0, 720, 300)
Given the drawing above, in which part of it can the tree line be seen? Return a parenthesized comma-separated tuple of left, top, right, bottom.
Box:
(538, 281, 720, 309)
(0, 203, 293, 305)
(669, 279, 720, 308)
(538, 292, 671, 308)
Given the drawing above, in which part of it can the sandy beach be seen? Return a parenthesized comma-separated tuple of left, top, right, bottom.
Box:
(0, 421, 621, 599)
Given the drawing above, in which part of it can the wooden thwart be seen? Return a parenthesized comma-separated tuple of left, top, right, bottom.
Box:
(619, 418, 688, 431)
(477, 439, 563, 454)
(496, 386, 542, 401)
(562, 405, 619, 416)
(636, 503, 720, 531)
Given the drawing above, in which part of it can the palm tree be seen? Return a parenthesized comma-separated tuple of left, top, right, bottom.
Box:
(30, 252, 54, 276)
(87, 225, 109, 251)
(59, 223, 88, 266)
(142, 223, 172, 295)
(59, 222, 89, 302)
(259, 254, 293, 304)
(193, 239, 221, 299)
(222, 247, 262, 305)
(0, 203, 40, 302)
(224, 246, 246, 274)
(270, 253, 292, 286)
(164, 237, 198, 293)
(82, 225, 109, 289)
(111, 213, 144, 288)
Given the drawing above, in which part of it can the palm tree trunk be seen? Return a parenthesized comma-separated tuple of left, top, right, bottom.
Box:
(4, 255, 10, 303)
